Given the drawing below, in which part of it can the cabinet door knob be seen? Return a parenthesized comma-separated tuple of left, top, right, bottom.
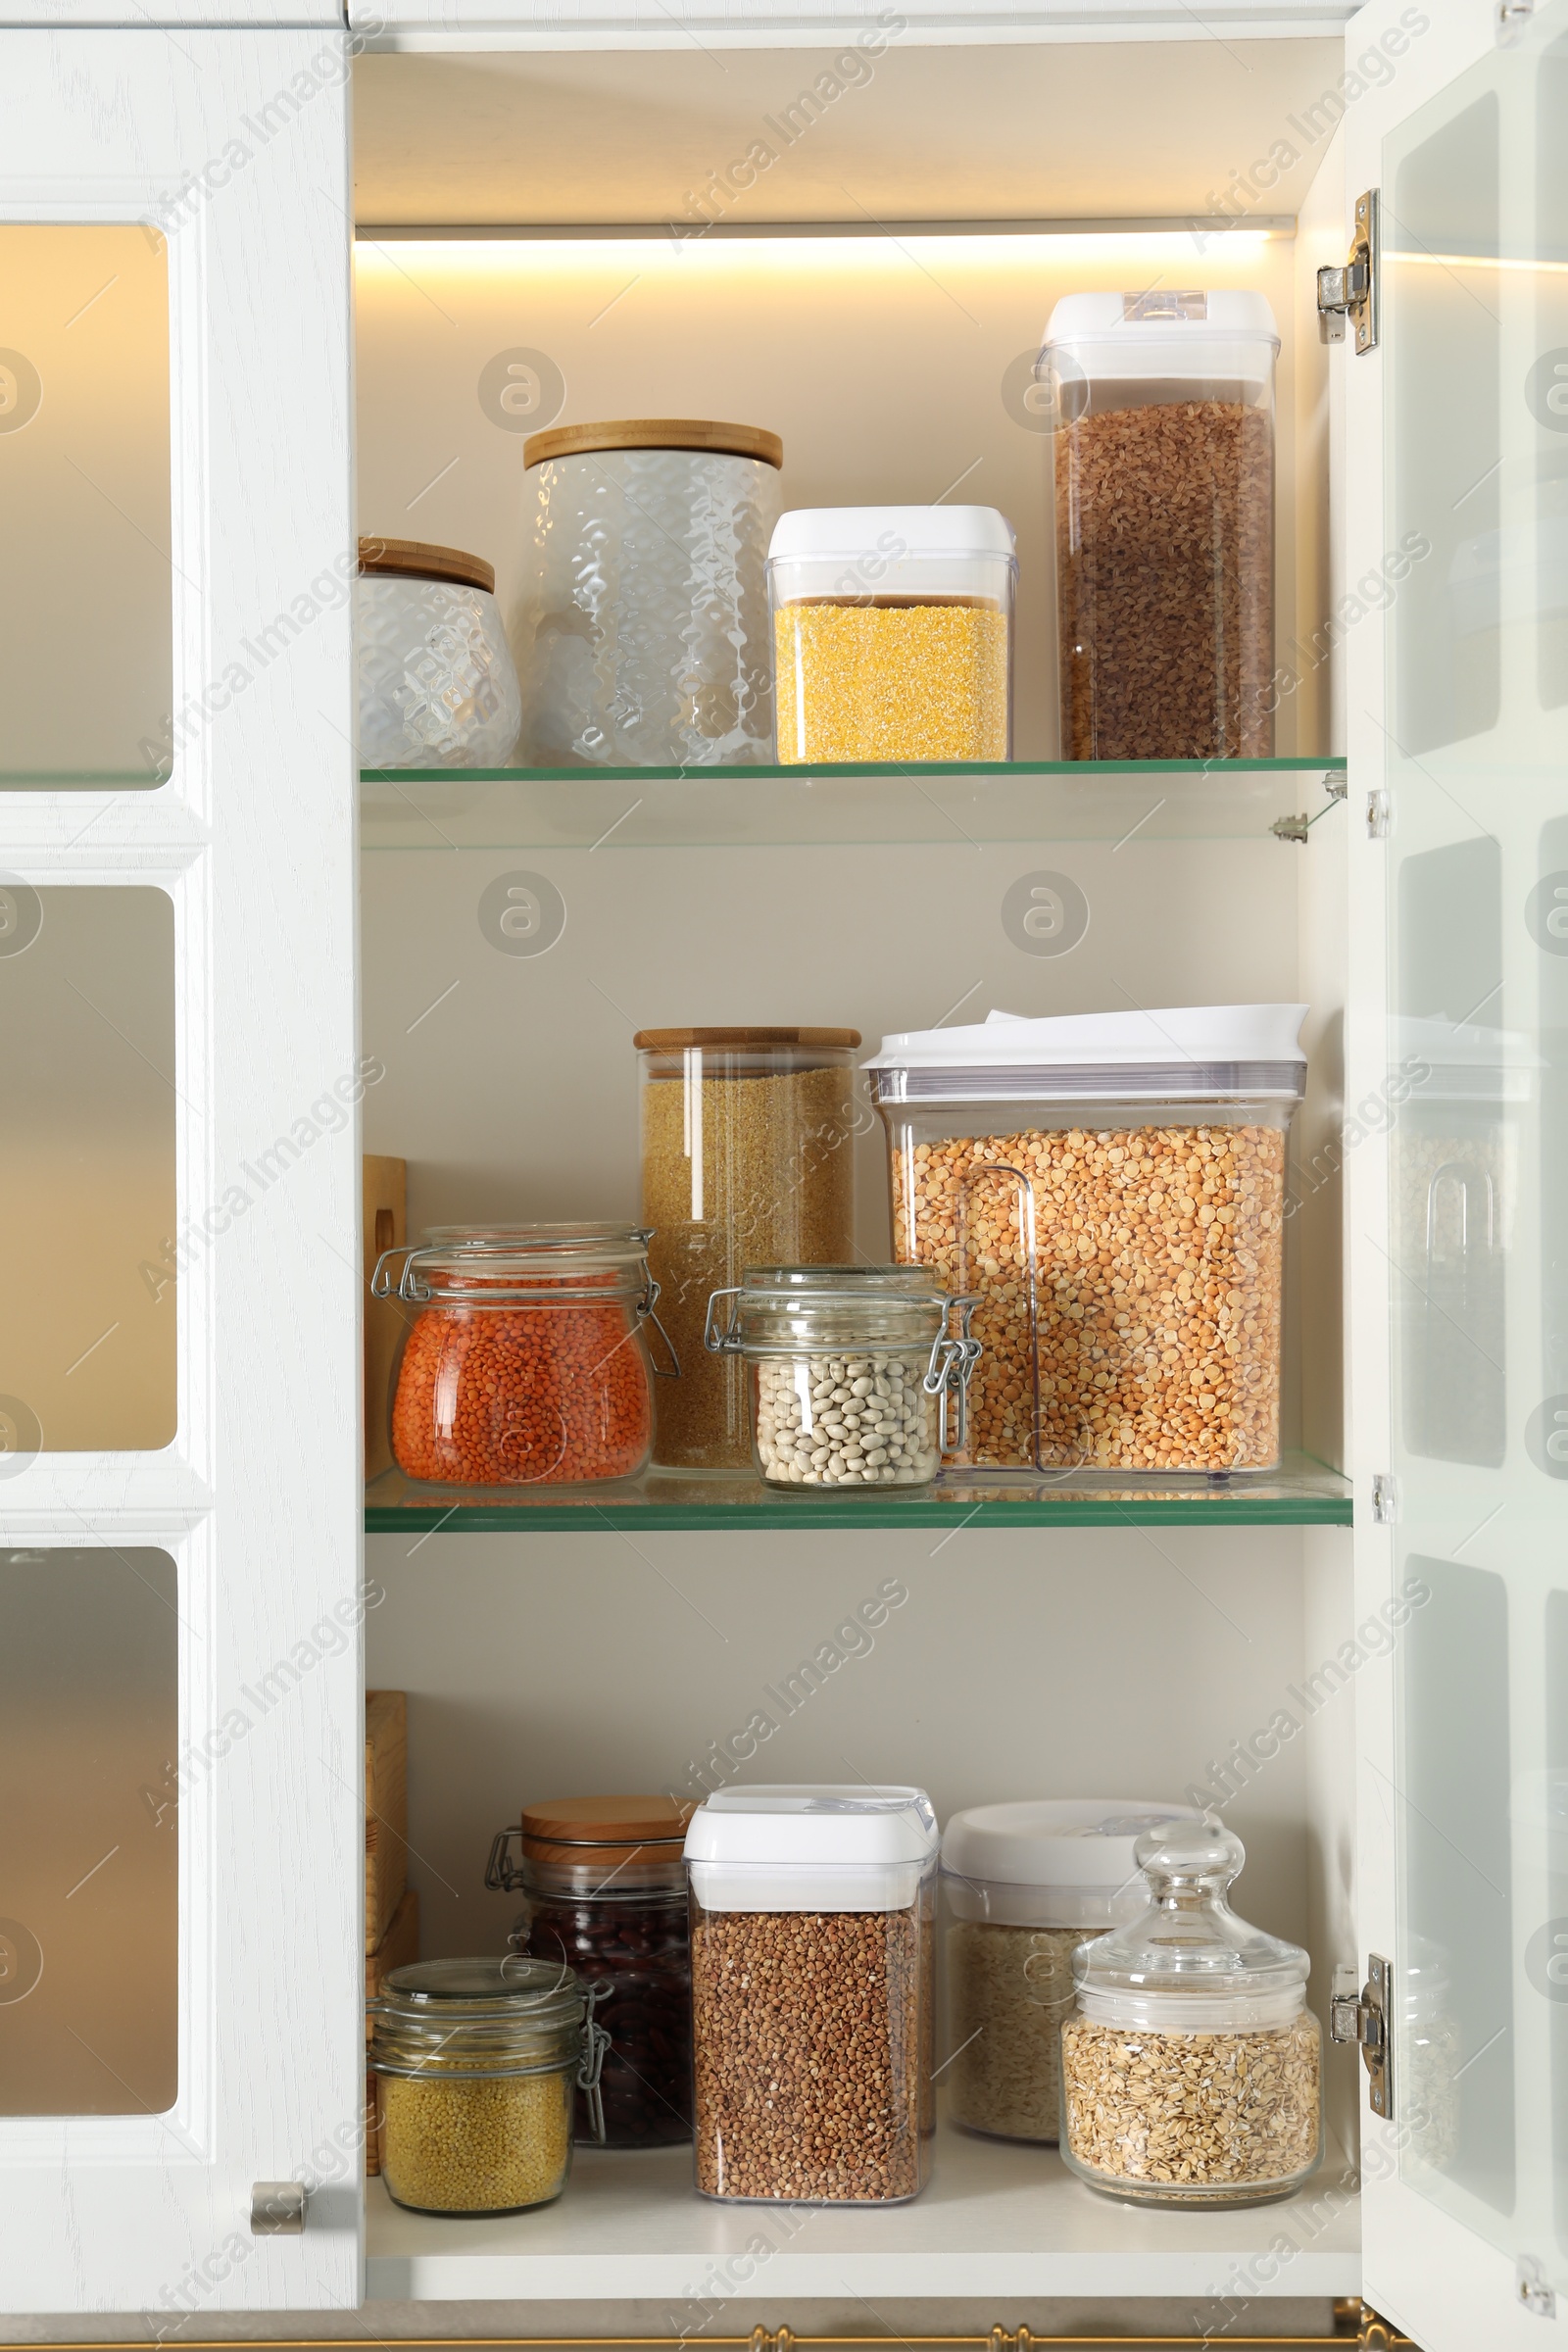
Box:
(250, 2180, 307, 2235)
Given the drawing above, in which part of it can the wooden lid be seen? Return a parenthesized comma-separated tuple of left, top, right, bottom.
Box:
(633, 1026, 861, 1051)
(521, 1794, 696, 1847)
(359, 536, 495, 595)
(524, 418, 783, 470)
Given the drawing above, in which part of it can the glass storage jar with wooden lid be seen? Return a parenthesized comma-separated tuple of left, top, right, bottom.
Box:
(372, 1223, 676, 1488)
(357, 535, 521, 768)
(636, 1029, 859, 1470)
(487, 1793, 696, 2148)
(369, 1956, 608, 2217)
(518, 417, 783, 768)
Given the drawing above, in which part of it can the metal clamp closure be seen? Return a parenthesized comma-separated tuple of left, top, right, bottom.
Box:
(636, 1276, 680, 1379)
(486, 1826, 526, 1893)
(921, 1295, 983, 1454)
(579, 1984, 612, 2145)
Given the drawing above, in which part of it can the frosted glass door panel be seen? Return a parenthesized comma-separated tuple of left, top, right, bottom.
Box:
(0, 226, 172, 788)
(0, 887, 176, 1451)
(1384, 0, 1568, 2286)
(0, 1548, 177, 2115)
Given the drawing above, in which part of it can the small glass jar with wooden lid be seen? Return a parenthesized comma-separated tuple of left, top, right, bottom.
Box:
(636, 1027, 859, 1469)
(518, 418, 783, 767)
(357, 536, 521, 768)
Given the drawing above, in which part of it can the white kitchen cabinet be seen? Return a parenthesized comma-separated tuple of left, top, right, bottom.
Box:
(0, 2, 1562, 2346)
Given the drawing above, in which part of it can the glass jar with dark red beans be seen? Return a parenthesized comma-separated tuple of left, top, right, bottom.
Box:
(488, 1794, 694, 2148)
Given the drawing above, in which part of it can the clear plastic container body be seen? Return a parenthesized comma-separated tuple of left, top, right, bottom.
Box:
(372, 1224, 671, 1488)
(1059, 1822, 1323, 2209)
(636, 1031, 860, 1469)
(369, 1957, 604, 2218)
(705, 1272, 978, 1491)
(686, 1786, 938, 2204)
(941, 1799, 1200, 2145)
(488, 1795, 693, 2148)
(357, 549, 521, 770)
(517, 425, 782, 768)
(874, 1095, 1295, 1474)
(768, 507, 1016, 764)
(1042, 293, 1278, 761)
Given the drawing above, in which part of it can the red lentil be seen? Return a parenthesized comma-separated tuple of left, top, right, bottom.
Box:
(391, 1273, 652, 1486)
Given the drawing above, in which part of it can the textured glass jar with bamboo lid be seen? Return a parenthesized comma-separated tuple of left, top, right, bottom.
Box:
(636, 1027, 859, 1470)
(516, 418, 783, 768)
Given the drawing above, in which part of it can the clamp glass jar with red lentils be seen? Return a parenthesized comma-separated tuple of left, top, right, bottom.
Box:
(373, 1223, 677, 1488)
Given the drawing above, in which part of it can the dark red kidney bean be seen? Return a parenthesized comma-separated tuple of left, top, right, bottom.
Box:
(511, 1888, 692, 2146)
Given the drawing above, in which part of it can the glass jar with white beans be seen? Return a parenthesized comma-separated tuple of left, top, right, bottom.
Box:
(704, 1267, 979, 1492)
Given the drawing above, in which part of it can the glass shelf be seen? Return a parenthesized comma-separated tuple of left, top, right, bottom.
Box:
(360, 756, 1347, 852)
(365, 1451, 1351, 1533)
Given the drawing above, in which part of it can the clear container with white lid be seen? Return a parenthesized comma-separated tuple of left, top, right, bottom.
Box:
(685, 1785, 938, 2204)
(1060, 1819, 1323, 2207)
(1040, 291, 1279, 761)
(768, 506, 1016, 763)
(941, 1798, 1201, 2143)
(866, 1003, 1307, 1475)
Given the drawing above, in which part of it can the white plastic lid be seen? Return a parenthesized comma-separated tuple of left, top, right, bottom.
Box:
(769, 506, 1016, 563)
(944, 1798, 1204, 1929)
(685, 1783, 939, 1913)
(865, 1003, 1306, 1104)
(1041, 289, 1279, 393)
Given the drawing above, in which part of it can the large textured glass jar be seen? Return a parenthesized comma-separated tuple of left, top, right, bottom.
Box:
(488, 1793, 695, 2148)
(357, 537, 521, 768)
(516, 419, 782, 766)
(1060, 1820, 1323, 2208)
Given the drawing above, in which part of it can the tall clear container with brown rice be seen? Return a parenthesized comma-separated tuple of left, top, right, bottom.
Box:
(685, 1785, 938, 2204)
(1060, 1819, 1322, 2208)
(865, 1004, 1305, 1475)
(941, 1798, 1200, 2144)
(1041, 291, 1279, 761)
(636, 1028, 859, 1469)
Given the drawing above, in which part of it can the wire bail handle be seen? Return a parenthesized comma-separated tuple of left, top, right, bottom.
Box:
(922, 1293, 982, 1453)
(579, 1982, 612, 2145)
(704, 1288, 745, 1355)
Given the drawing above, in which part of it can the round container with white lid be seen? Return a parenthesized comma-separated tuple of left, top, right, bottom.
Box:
(1039, 290, 1279, 761)
(357, 536, 522, 769)
(768, 506, 1016, 764)
(686, 1786, 938, 2205)
(866, 1004, 1307, 1475)
(941, 1798, 1201, 2142)
(1060, 1819, 1323, 2207)
(517, 417, 782, 768)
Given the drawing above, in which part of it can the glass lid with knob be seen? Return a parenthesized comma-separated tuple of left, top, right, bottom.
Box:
(1072, 1817, 1310, 2029)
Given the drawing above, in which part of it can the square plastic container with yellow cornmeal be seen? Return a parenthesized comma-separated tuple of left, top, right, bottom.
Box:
(768, 506, 1016, 764)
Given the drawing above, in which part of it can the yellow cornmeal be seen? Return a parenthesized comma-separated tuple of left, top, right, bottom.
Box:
(776, 601, 1009, 762)
(379, 2068, 572, 2213)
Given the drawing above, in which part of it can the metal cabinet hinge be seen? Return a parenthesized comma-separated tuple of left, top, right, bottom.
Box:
(250, 2180, 306, 2235)
(1331, 1954, 1394, 2118)
(1318, 190, 1380, 353)
(1371, 1473, 1396, 1523)
(1367, 789, 1391, 839)
(1518, 2257, 1557, 2319)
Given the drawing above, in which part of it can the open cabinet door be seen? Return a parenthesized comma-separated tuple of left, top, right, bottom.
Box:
(0, 29, 361, 2312)
(1344, 0, 1568, 2343)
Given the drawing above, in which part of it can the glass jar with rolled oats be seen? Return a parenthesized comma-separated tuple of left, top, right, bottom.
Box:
(864, 1004, 1306, 1476)
(1060, 1819, 1322, 2208)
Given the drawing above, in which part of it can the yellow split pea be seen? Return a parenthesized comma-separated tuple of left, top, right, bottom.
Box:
(775, 600, 1009, 763)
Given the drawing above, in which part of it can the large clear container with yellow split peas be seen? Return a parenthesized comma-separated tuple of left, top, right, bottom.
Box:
(865, 1004, 1306, 1476)
(370, 1957, 607, 2217)
(768, 507, 1015, 763)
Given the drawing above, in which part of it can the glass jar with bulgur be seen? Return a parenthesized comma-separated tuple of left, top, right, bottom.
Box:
(372, 1223, 675, 1489)
(940, 1797, 1200, 2144)
(369, 1957, 608, 2217)
(705, 1266, 980, 1490)
(1040, 291, 1278, 761)
(768, 507, 1015, 764)
(685, 1784, 938, 2205)
(1060, 1820, 1322, 2209)
(636, 1030, 860, 1469)
(864, 1004, 1306, 1475)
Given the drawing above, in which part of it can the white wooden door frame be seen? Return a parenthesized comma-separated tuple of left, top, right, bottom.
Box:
(0, 30, 362, 2312)
(1344, 0, 1568, 2343)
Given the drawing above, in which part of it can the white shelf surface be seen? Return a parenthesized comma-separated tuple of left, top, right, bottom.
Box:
(365, 2119, 1361, 2302)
